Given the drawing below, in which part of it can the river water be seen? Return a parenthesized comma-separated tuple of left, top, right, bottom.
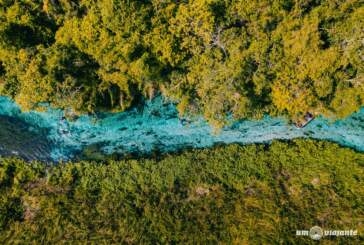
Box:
(0, 96, 363, 162)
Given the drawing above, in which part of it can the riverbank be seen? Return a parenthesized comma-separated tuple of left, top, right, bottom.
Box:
(0, 139, 363, 243)
(0, 96, 364, 162)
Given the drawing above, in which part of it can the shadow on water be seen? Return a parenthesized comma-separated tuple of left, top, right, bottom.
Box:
(0, 95, 363, 162)
(0, 115, 52, 162)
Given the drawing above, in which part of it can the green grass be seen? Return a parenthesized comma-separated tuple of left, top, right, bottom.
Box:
(0, 139, 363, 244)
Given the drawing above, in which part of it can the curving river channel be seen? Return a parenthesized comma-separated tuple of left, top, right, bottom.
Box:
(0, 96, 363, 162)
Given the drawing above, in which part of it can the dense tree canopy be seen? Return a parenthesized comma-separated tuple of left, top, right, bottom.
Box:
(0, 140, 363, 243)
(0, 0, 363, 127)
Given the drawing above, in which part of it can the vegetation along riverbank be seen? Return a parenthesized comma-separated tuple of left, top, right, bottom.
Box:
(0, 139, 363, 244)
(0, 1, 363, 128)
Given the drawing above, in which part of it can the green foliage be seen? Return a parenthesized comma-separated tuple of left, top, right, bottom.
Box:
(0, 140, 363, 244)
(0, 1, 363, 125)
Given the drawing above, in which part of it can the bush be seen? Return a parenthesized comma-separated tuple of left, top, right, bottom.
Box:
(0, 139, 363, 244)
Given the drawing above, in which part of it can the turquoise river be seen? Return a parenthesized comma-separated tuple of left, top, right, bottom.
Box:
(0, 96, 363, 162)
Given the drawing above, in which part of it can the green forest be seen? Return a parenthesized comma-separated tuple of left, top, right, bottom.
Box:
(0, 0, 363, 127)
(0, 1, 363, 244)
(0, 140, 363, 244)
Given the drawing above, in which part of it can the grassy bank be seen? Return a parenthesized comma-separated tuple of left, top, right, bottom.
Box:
(0, 139, 363, 244)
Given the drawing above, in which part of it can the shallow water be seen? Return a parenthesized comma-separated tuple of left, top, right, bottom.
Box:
(0, 96, 363, 161)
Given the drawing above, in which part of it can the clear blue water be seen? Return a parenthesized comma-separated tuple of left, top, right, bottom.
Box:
(0, 96, 363, 161)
